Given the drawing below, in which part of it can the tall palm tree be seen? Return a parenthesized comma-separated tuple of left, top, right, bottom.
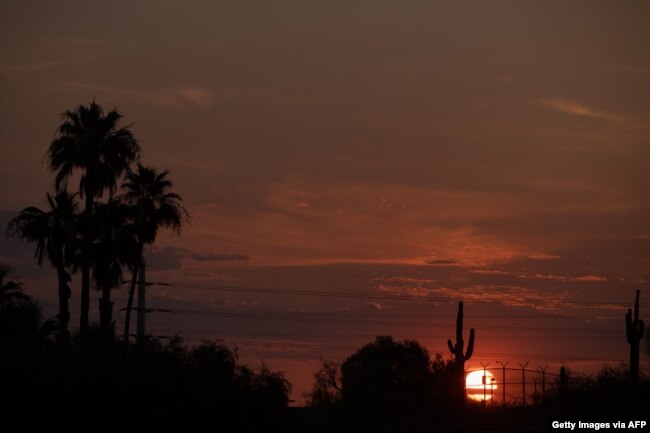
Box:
(46, 101, 140, 335)
(90, 199, 137, 336)
(6, 192, 79, 340)
(121, 164, 188, 341)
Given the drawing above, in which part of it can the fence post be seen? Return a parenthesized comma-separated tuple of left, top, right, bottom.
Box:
(497, 361, 508, 407)
(519, 362, 529, 406)
(480, 362, 489, 406)
(540, 366, 548, 403)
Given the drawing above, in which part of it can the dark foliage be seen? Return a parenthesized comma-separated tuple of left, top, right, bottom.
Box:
(304, 359, 342, 408)
(0, 265, 56, 349)
(339, 336, 453, 420)
(1, 335, 291, 432)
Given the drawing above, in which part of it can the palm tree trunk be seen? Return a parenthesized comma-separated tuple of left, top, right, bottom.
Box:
(123, 265, 139, 342)
(80, 193, 94, 336)
(80, 263, 90, 334)
(98, 282, 113, 336)
(56, 267, 71, 342)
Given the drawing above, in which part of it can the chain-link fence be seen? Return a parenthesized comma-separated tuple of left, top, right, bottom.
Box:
(465, 363, 590, 406)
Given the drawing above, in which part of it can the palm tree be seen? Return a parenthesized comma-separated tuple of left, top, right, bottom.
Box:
(46, 101, 140, 335)
(0, 264, 57, 348)
(6, 192, 79, 340)
(0, 264, 29, 305)
(121, 164, 188, 341)
(90, 199, 137, 336)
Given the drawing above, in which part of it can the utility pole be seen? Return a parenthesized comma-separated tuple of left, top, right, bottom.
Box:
(137, 261, 146, 342)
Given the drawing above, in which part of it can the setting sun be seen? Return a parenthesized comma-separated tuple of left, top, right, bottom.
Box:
(466, 370, 497, 401)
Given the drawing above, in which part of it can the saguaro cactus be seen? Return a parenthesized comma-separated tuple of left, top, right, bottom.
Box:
(626, 290, 644, 386)
(448, 301, 475, 404)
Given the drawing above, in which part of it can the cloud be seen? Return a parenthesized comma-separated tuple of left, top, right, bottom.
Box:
(425, 258, 459, 265)
(574, 275, 607, 282)
(146, 246, 249, 271)
(470, 268, 607, 283)
(179, 88, 212, 108)
(516, 273, 607, 283)
(188, 251, 250, 262)
(50, 81, 213, 109)
(364, 301, 381, 310)
(0, 37, 106, 75)
(0, 60, 68, 73)
(539, 98, 622, 122)
(377, 280, 572, 312)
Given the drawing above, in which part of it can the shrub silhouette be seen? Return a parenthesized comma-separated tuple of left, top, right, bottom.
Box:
(305, 359, 342, 408)
(2, 336, 291, 432)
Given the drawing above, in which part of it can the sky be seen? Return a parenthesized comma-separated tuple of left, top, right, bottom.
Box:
(1, 1, 649, 404)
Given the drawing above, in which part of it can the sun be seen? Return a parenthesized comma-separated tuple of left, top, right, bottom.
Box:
(465, 370, 497, 401)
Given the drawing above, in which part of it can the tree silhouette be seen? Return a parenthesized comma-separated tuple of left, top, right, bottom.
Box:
(6, 191, 78, 341)
(0, 264, 29, 305)
(120, 163, 188, 341)
(0, 265, 56, 348)
(89, 199, 137, 336)
(340, 336, 437, 419)
(304, 359, 342, 408)
(46, 101, 140, 336)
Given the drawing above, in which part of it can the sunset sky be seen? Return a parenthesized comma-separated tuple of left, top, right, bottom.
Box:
(1, 1, 649, 403)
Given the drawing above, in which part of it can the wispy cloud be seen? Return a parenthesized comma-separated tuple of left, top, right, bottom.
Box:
(178, 88, 212, 108)
(539, 98, 622, 122)
(1, 37, 106, 75)
(377, 280, 572, 312)
(50, 81, 213, 109)
(425, 258, 459, 265)
(470, 269, 607, 283)
(146, 246, 249, 271)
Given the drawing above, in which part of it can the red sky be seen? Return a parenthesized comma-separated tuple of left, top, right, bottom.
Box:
(1, 1, 649, 403)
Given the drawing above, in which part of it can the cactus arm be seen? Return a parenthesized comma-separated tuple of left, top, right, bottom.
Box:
(448, 339, 456, 354)
(457, 302, 464, 343)
(465, 328, 475, 360)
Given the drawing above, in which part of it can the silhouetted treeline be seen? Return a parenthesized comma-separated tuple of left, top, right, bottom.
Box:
(2, 336, 291, 432)
(298, 335, 649, 432)
(1, 270, 290, 432)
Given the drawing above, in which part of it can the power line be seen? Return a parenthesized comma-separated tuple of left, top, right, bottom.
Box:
(150, 308, 623, 334)
(147, 329, 622, 340)
(149, 335, 631, 362)
(204, 266, 649, 288)
(165, 282, 650, 308)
